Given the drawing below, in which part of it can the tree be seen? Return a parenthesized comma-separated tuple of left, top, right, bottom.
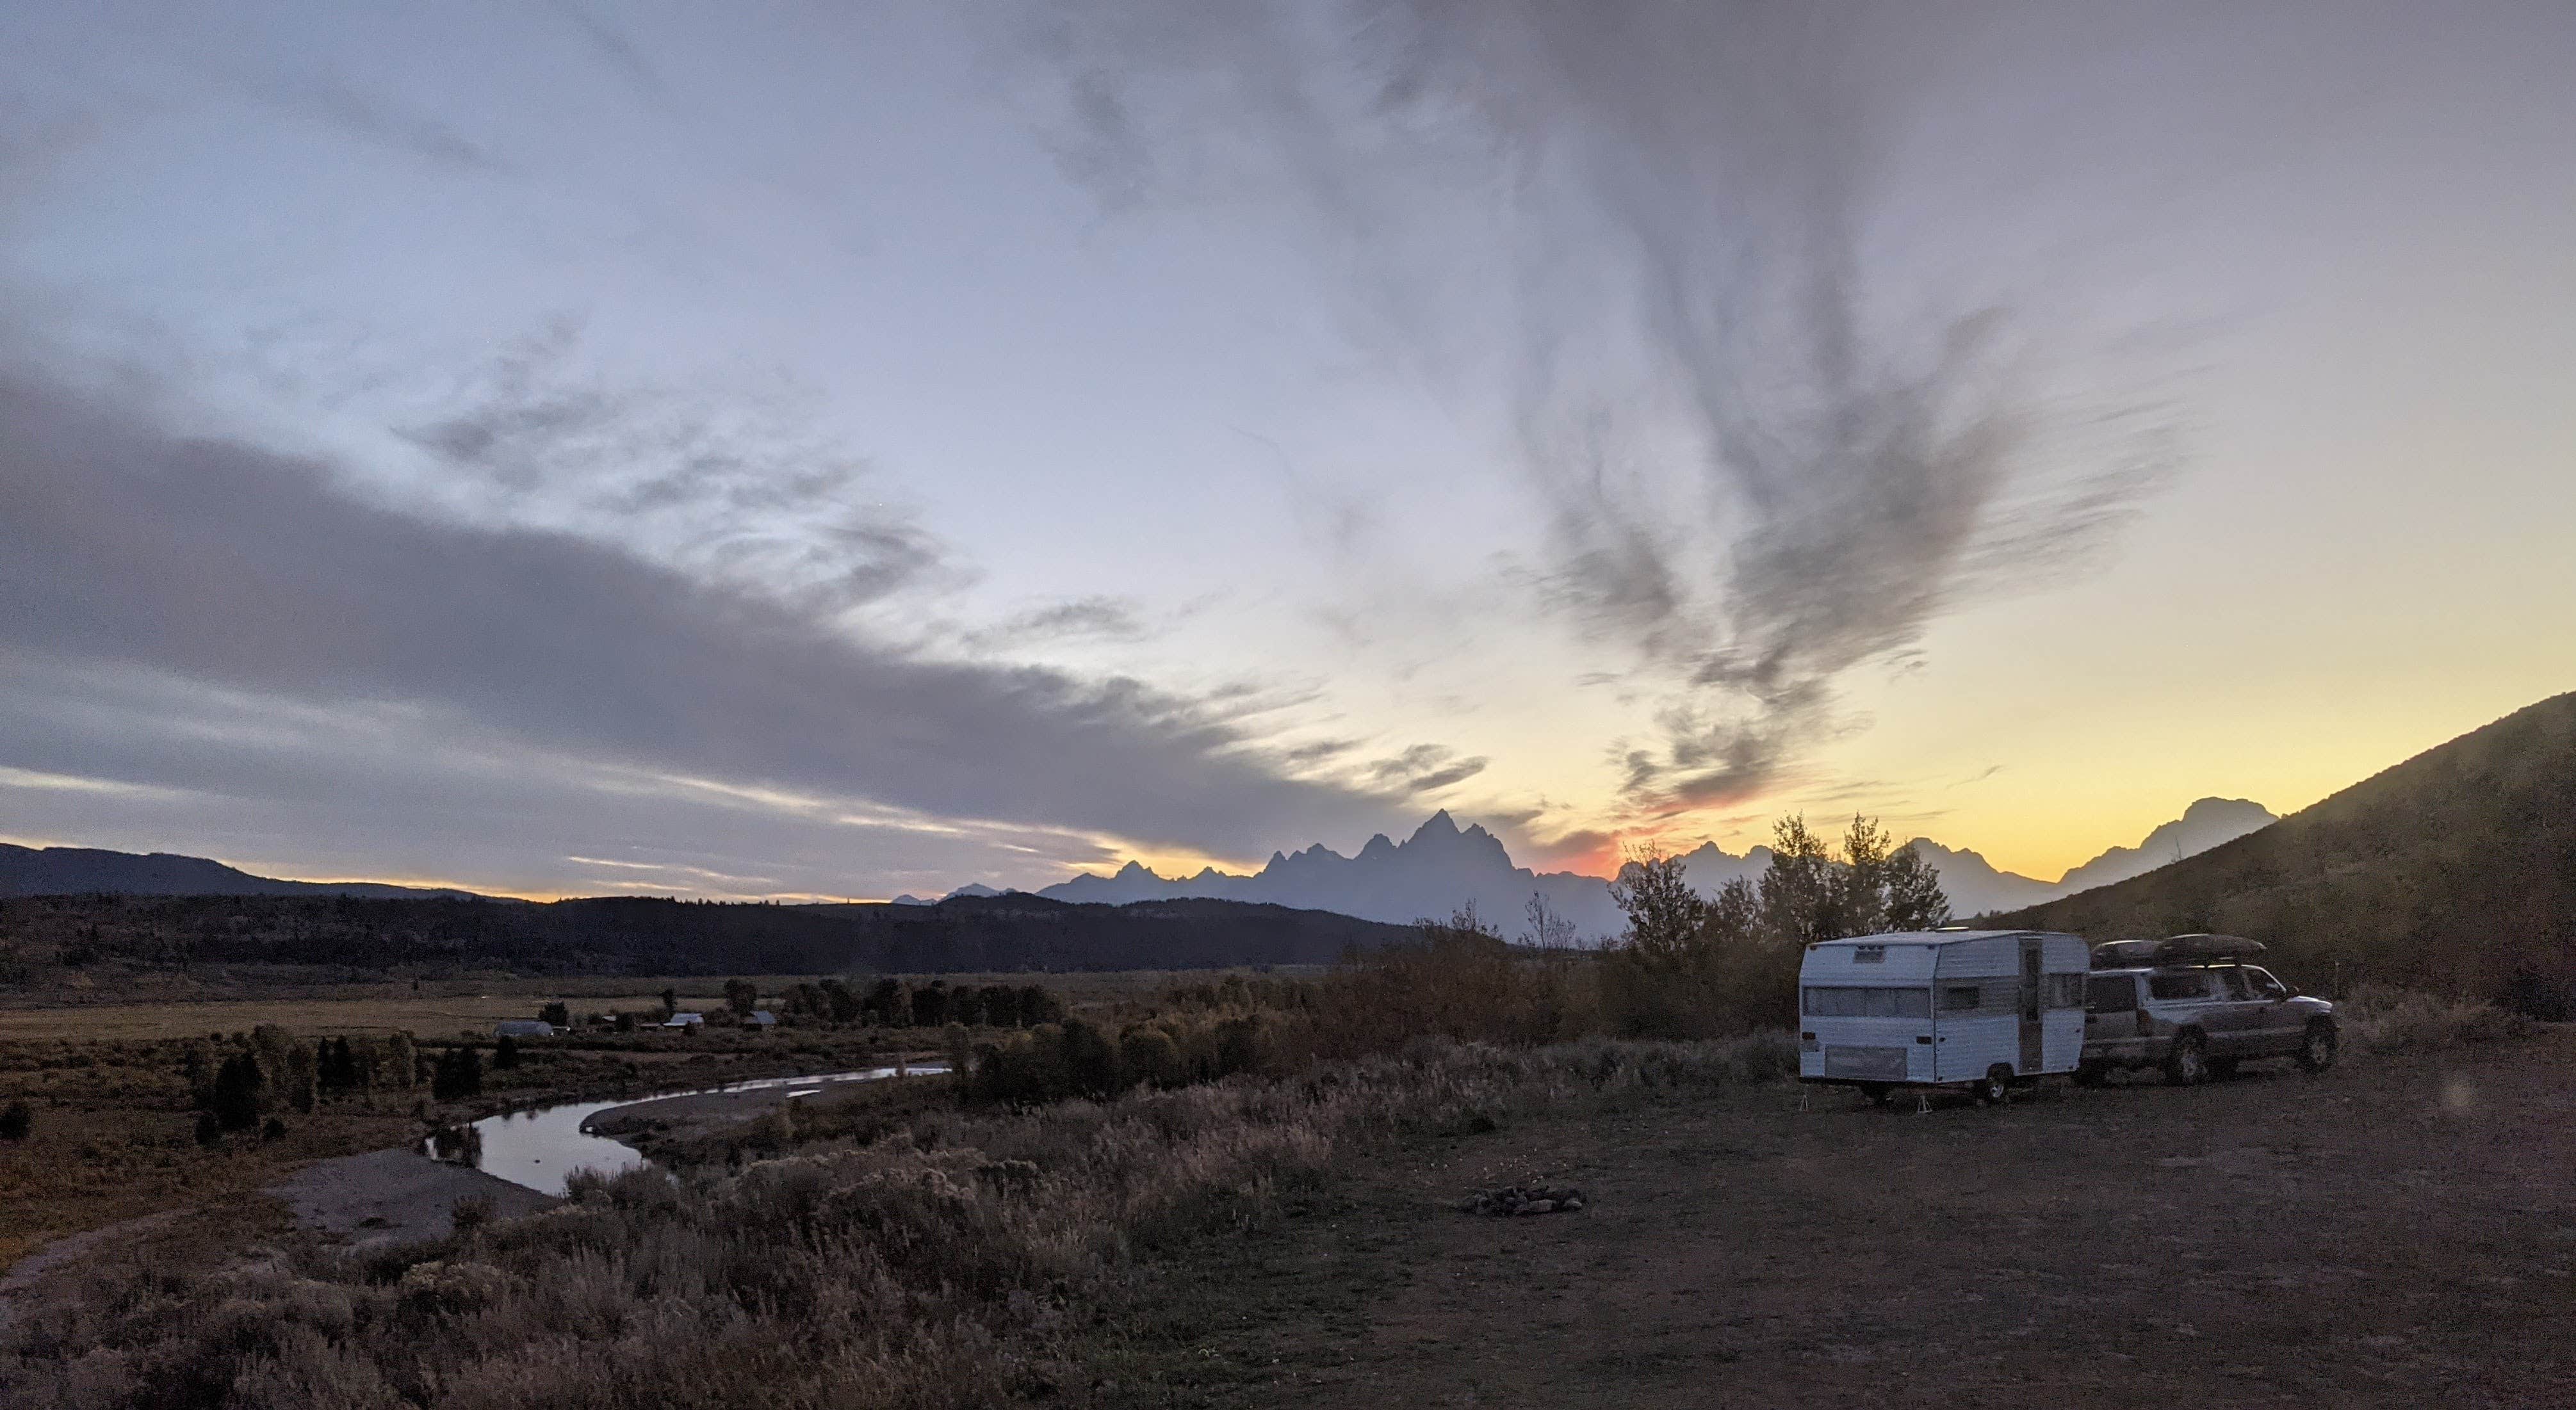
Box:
(1838, 814, 1894, 939)
(431, 1046, 484, 1101)
(980, 984, 1021, 1029)
(1883, 843, 1953, 931)
(1018, 984, 1065, 1026)
(723, 979, 758, 1016)
(1703, 876, 1761, 948)
(318, 1036, 357, 1094)
(209, 1053, 264, 1131)
(538, 1001, 571, 1029)
(1758, 816, 1843, 946)
(1610, 847, 1709, 966)
(658, 987, 678, 1019)
(281, 1040, 318, 1114)
(493, 1033, 519, 1070)
(910, 981, 949, 1028)
(385, 1032, 418, 1089)
(866, 978, 911, 1027)
(0, 1100, 29, 1141)
(1524, 891, 1578, 950)
(1059, 1016, 1121, 1096)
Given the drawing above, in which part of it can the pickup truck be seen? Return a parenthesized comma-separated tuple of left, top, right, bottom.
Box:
(2077, 934, 2338, 1085)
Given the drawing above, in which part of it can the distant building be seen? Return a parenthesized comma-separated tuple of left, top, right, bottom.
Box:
(662, 1012, 705, 1030)
(493, 1019, 556, 1039)
(745, 1010, 778, 1029)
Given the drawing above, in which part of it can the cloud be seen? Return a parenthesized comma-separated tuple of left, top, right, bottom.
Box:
(391, 324, 956, 614)
(964, 596, 1151, 651)
(249, 73, 507, 173)
(1020, 1, 2176, 814)
(0, 366, 1414, 877)
(1366, 743, 1488, 795)
(553, 3, 671, 106)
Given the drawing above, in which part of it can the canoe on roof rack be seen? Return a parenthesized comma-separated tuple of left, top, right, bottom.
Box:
(2090, 933, 2267, 969)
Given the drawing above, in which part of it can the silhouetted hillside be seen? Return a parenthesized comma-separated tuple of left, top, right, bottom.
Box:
(1999, 692, 2576, 1017)
(0, 889, 1417, 978)
(0, 843, 481, 900)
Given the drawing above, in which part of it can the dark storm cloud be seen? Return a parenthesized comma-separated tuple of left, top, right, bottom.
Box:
(0, 369, 1405, 860)
(1024, 1, 2173, 811)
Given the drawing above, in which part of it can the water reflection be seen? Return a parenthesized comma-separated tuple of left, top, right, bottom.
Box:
(427, 1065, 946, 1197)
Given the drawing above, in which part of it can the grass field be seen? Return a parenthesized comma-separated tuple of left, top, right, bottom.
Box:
(1091, 1028, 2576, 1406)
(0, 968, 1271, 1040)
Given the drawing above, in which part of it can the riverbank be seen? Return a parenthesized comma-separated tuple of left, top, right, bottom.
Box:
(268, 1149, 560, 1247)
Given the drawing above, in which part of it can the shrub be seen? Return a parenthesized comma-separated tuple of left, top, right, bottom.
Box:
(0, 1099, 29, 1140)
(2342, 987, 2537, 1053)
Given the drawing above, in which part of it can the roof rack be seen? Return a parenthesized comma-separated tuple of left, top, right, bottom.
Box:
(2090, 933, 2267, 969)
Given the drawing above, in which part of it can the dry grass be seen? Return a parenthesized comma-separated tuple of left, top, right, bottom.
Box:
(0, 1033, 1795, 1409)
(0, 993, 744, 1042)
(2339, 986, 2538, 1053)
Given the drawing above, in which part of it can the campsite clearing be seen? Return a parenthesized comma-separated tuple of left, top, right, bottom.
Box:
(1098, 1026, 2576, 1407)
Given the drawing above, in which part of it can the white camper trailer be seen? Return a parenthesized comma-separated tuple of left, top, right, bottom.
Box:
(1797, 930, 2091, 1103)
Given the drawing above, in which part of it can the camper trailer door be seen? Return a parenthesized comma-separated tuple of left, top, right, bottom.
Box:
(2019, 937, 2044, 1073)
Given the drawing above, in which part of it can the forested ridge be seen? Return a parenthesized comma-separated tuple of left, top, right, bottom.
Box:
(0, 891, 1416, 980)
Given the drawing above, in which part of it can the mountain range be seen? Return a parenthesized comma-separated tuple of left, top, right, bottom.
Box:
(0, 843, 484, 900)
(1021, 799, 2279, 935)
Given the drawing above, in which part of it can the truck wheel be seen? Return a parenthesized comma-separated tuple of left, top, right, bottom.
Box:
(1974, 1066, 2012, 1106)
(2296, 1022, 2339, 1074)
(2164, 1032, 2209, 1087)
(2206, 1057, 2240, 1081)
(2071, 1060, 2108, 1088)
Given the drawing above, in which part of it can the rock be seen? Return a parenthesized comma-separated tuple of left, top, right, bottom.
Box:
(1520, 1199, 1556, 1215)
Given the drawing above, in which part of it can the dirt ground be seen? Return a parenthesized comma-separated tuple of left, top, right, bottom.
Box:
(1104, 1029, 2576, 1408)
(266, 1148, 560, 1246)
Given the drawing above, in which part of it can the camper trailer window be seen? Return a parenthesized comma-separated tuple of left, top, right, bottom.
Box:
(2087, 976, 2139, 1012)
(1802, 987, 1931, 1018)
(2047, 973, 2087, 1009)
(1852, 945, 1886, 964)
(2149, 971, 2212, 1000)
(1941, 986, 1980, 1012)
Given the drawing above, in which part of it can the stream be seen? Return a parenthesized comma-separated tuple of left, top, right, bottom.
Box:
(428, 1065, 947, 1197)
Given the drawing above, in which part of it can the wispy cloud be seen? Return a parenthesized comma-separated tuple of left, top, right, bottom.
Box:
(249, 73, 507, 174)
(1022, 1, 2177, 816)
(964, 596, 1152, 651)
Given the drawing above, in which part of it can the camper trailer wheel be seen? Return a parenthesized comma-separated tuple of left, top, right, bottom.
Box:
(2164, 1032, 2210, 1087)
(1973, 1066, 2012, 1106)
(2297, 1021, 2339, 1074)
(1857, 1083, 1893, 1106)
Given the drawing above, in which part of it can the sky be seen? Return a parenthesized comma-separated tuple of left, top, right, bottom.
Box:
(3, 1, 2572, 900)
